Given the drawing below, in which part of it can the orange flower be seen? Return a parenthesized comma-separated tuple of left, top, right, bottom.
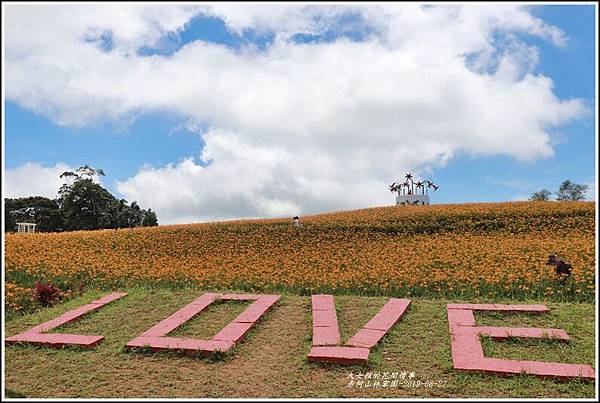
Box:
(4, 201, 595, 301)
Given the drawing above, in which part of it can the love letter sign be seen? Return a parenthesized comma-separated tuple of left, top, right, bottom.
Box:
(5, 292, 128, 348)
(307, 294, 410, 365)
(125, 293, 280, 356)
(446, 303, 594, 380)
(5, 292, 595, 381)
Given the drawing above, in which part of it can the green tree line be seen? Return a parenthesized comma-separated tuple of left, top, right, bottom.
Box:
(5, 165, 157, 232)
(530, 180, 589, 202)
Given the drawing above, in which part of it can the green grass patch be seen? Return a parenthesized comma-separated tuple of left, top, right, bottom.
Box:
(4, 288, 596, 398)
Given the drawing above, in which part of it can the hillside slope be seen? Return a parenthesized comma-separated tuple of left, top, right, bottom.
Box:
(5, 201, 596, 308)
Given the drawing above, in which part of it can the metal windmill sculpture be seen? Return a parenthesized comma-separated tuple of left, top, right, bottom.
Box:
(414, 180, 425, 195)
(426, 180, 438, 195)
(404, 173, 414, 195)
(389, 173, 438, 205)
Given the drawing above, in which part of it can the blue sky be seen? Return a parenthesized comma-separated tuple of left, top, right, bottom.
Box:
(3, 4, 597, 223)
(436, 5, 596, 203)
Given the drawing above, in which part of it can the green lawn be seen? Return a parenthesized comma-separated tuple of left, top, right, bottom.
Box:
(4, 288, 596, 398)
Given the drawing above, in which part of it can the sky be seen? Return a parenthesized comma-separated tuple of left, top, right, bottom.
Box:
(2, 3, 597, 224)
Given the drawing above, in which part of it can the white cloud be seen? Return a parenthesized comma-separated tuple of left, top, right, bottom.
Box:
(4, 4, 590, 223)
(116, 129, 387, 223)
(585, 181, 596, 201)
(201, 4, 345, 37)
(4, 162, 75, 199)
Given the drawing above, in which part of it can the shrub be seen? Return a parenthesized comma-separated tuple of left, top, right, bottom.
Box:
(33, 281, 62, 306)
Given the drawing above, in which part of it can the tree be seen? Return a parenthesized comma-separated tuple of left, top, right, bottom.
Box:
(125, 201, 144, 228)
(556, 180, 588, 201)
(105, 198, 157, 229)
(529, 189, 552, 201)
(142, 208, 158, 226)
(60, 179, 119, 231)
(4, 197, 64, 232)
(76, 165, 105, 179)
(58, 165, 106, 208)
(5, 165, 158, 232)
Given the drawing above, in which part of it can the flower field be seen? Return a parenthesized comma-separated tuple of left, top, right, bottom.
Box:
(4, 201, 596, 313)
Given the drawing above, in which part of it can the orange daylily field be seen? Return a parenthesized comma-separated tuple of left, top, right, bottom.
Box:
(4, 201, 596, 314)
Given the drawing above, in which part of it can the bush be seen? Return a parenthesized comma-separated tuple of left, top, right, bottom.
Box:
(33, 281, 62, 306)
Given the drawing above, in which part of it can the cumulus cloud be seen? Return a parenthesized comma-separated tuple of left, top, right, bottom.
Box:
(116, 129, 387, 223)
(4, 162, 75, 199)
(585, 181, 596, 201)
(4, 4, 590, 223)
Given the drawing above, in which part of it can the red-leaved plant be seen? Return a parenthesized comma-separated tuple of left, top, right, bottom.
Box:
(33, 281, 62, 306)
